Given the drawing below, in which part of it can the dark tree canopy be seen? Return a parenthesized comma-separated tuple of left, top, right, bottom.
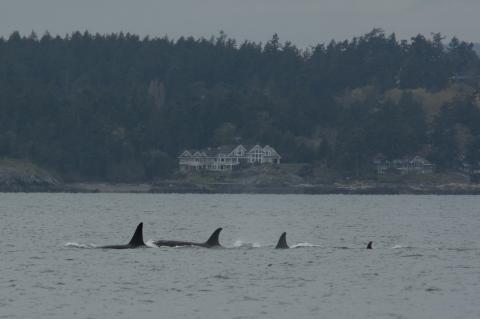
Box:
(0, 30, 479, 180)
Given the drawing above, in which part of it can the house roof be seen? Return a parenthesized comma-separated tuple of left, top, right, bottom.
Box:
(263, 145, 280, 157)
(373, 154, 431, 165)
(179, 144, 281, 158)
(215, 145, 238, 155)
(246, 144, 263, 154)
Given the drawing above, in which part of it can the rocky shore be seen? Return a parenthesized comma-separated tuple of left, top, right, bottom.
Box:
(1, 160, 479, 194)
(0, 159, 63, 192)
(6, 179, 476, 195)
(3, 178, 480, 195)
(148, 180, 480, 195)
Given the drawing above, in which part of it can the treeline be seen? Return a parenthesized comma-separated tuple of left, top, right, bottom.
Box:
(0, 29, 479, 181)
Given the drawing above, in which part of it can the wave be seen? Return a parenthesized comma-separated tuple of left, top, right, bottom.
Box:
(439, 247, 480, 251)
(232, 240, 261, 248)
(64, 242, 96, 248)
(145, 239, 159, 248)
(291, 242, 318, 248)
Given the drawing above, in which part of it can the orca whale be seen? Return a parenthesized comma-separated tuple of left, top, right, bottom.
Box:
(153, 228, 223, 248)
(366, 241, 373, 249)
(99, 222, 147, 249)
(275, 232, 289, 249)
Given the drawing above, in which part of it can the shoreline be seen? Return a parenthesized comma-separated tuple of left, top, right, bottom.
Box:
(1, 160, 479, 194)
(1, 181, 480, 195)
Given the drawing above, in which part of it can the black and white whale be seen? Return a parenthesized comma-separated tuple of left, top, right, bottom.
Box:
(153, 228, 223, 248)
(99, 222, 147, 249)
(366, 241, 373, 249)
(275, 232, 289, 249)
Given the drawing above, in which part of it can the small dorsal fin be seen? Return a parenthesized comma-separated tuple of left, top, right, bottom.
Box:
(128, 223, 145, 247)
(275, 232, 289, 249)
(205, 228, 222, 247)
(366, 241, 373, 249)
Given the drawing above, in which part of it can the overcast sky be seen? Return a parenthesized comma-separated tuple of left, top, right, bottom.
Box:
(0, 0, 478, 47)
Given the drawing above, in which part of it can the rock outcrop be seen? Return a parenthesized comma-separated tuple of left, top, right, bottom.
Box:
(0, 159, 63, 192)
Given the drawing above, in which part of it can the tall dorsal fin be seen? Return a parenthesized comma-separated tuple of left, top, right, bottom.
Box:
(205, 228, 222, 247)
(128, 223, 145, 247)
(366, 241, 373, 249)
(275, 232, 289, 249)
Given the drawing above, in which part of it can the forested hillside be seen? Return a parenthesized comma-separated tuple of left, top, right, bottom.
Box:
(1, 29, 479, 181)
(474, 43, 480, 56)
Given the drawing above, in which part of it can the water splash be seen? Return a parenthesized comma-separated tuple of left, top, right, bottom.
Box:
(233, 240, 261, 248)
(64, 242, 96, 248)
(291, 242, 318, 248)
(145, 239, 158, 248)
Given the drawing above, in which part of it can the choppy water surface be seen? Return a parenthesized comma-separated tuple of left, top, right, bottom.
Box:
(1, 194, 480, 319)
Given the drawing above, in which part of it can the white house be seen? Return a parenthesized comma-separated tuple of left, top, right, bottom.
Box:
(178, 144, 281, 172)
(374, 155, 434, 175)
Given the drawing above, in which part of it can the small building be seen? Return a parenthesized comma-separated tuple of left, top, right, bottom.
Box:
(178, 144, 281, 172)
(374, 155, 434, 175)
(459, 159, 480, 182)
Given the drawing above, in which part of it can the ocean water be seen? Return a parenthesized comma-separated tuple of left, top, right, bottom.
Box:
(1, 193, 480, 319)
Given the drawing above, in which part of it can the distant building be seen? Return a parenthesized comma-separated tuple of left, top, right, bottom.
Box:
(374, 155, 434, 175)
(459, 162, 480, 183)
(178, 144, 281, 172)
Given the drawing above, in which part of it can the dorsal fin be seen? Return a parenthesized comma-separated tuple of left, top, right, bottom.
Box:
(128, 223, 145, 247)
(366, 241, 373, 249)
(275, 232, 289, 249)
(205, 228, 222, 247)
